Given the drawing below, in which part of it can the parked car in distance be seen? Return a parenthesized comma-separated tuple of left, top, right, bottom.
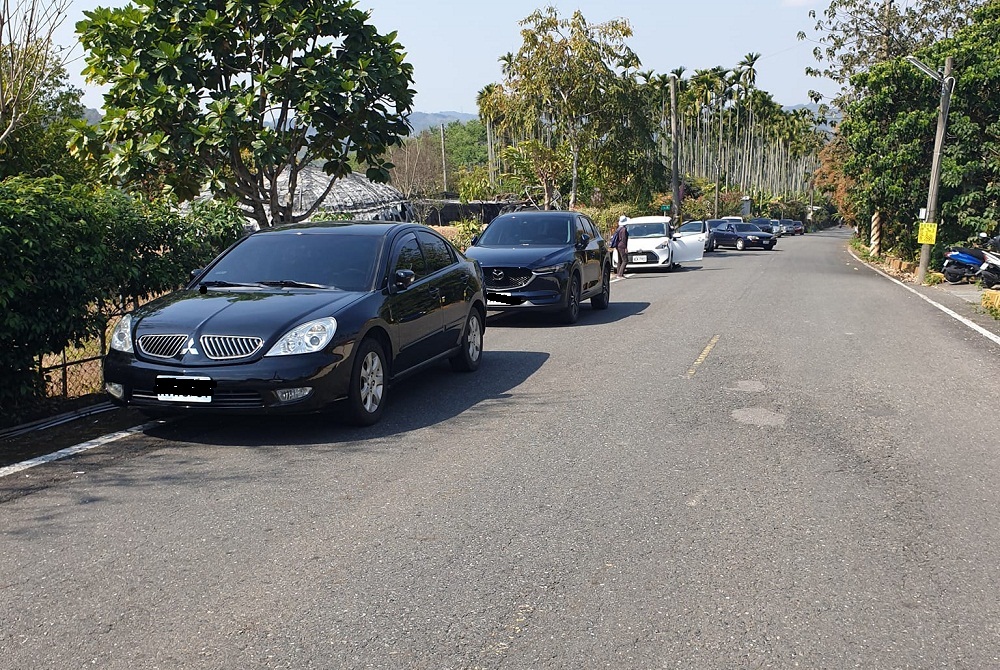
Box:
(705, 219, 730, 251)
(464, 210, 612, 324)
(675, 219, 712, 251)
(103, 222, 487, 426)
(770, 219, 788, 236)
(749, 217, 778, 236)
(711, 221, 776, 251)
(615, 216, 704, 271)
(780, 219, 804, 235)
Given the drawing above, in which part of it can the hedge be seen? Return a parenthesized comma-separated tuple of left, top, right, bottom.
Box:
(0, 176, 246, 426)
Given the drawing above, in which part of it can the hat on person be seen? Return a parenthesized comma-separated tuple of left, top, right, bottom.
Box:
(618, 215, 628, 224)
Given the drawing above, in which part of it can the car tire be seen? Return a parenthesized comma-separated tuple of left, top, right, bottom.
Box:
(560, 274, 581, 325)
(591, 265, 611, 310)
(347, 337, 387, 426)
(736, 239, 746, 251)
(449, 310, 484, 372)
(710, 238, 718, 251)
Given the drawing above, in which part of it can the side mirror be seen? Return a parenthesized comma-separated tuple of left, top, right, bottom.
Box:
(393, 269, 417, 291)
(190, 268, 204, 281)
(576, 233, 590, 249)
(471, 235, 480, 246)
(979, 232, 989, 239)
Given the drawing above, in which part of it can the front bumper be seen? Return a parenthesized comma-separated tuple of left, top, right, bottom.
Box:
(102, 345, 355, 413)
(483, 272, 569, 312)
(622, 248, 670, 268)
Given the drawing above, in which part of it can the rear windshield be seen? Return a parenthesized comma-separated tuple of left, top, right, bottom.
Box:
(477, 214, 574, 246)
(202, 233, 383, 291)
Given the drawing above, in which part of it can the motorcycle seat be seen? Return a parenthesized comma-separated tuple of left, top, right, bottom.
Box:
(952, 246, 986, 262)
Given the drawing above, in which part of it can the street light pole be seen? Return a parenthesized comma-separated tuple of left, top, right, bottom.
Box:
(910, 55, 955, 285)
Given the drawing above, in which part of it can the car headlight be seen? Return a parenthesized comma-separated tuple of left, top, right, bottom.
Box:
(533, 262, 571, 275)
(265, 317, 338, 356)
(747, 235, 759, 241)
(109, 314, 134, 354)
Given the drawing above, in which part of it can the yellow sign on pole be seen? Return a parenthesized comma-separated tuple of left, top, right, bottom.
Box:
(918, 222, 938, 245)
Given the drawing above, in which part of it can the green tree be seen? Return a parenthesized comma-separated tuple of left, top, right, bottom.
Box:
(500, 6, 640, 209)
(0, 60, 91, 181)
(799, 0, 986, 104)
(74, 0, 414, 229)
(839, 1, 1000, 257)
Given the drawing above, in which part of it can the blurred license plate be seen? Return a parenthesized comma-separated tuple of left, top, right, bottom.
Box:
(631, 255, 647, 263)
(155, 376, 214, 402)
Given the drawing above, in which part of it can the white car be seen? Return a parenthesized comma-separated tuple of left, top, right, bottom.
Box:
(613, 216, 704, 272)
(674, 219, 712, 251)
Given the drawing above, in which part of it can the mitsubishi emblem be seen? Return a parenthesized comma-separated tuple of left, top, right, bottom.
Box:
(180, 338, 199, 356)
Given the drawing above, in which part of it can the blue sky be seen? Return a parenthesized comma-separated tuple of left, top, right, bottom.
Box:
(58, 0, 832, 113)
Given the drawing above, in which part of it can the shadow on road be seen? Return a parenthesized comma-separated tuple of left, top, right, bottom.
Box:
(142, 349, 549, 448)
(486, 300, 650, 328)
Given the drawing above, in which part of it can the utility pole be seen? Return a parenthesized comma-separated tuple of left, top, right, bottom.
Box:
(912, 55, 955, 285)
(440, 123, 447, 195)
(669, 74, 682, 226)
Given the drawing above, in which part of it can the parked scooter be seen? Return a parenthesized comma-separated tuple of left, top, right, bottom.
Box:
(942, 232, 1000, 288)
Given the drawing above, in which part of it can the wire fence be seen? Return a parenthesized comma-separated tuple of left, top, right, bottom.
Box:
(40, 331, 107, 400)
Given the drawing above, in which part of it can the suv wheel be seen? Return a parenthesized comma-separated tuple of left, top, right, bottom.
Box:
(560, 274, 581, 324)
(591, 265, 610, 310)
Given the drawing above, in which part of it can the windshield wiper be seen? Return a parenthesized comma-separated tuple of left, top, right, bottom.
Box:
(258, 280, 330, 289)
(198, 280, 265, 292)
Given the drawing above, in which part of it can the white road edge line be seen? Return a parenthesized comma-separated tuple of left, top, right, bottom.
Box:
(0, 422, 157, 479)
(849, 248, 1000, 347)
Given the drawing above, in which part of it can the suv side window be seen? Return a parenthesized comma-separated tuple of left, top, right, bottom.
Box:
(574, 217, 587, 244)
(416, 230, 455, 274)
(392, 234, 426, 279)
(581, 216, 599, 240)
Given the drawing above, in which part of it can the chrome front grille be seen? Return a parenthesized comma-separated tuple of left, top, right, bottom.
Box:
(485, 267, 533, 289)
(137, 334, 187, 359)
(201, 335, 263, 360)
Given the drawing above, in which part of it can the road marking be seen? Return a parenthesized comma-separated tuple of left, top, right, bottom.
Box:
(0, 423, 155, 479)
(849, 249, 1000, 348)
(687, 334, 721, 377)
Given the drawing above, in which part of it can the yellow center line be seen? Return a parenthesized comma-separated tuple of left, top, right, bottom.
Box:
(687, 334, 720, 378)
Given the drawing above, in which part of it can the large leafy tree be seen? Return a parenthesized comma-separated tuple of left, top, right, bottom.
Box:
(839, 1, 1000, 257)
(799, 0, 986, 104)
(500, 7, 640, 209)
(75, 0, 414, 228)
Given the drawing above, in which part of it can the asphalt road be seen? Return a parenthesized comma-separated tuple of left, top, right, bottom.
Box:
(3, 229, 1000, 669)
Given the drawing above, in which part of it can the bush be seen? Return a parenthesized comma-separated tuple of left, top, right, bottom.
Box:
(448, 219, 483, 252)
(0, 176, 245, 426)
(575, 203, 634, 239)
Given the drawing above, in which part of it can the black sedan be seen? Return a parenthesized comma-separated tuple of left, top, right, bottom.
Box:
(711, 222, 776, 250)
(103, 222, 486, 426)
(463, 210, 612, 324)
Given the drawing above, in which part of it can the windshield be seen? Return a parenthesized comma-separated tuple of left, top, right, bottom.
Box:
(201, 233, 383, 291)
(477, 214, 573, 246)
(626, 222, 669, 238)
(734, 223, 762, 232)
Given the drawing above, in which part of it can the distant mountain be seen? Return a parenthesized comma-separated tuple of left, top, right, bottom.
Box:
(83, 108, 102, 125)
(407, 111, 477, 134)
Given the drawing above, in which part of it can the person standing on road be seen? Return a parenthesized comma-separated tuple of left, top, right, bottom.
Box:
(611, 215, 630, 278)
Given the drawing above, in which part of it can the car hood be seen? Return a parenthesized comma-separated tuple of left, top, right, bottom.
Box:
(132, 288, 364, 339)
(739, 231, 775, 239)
(465, 245, 572, 267)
